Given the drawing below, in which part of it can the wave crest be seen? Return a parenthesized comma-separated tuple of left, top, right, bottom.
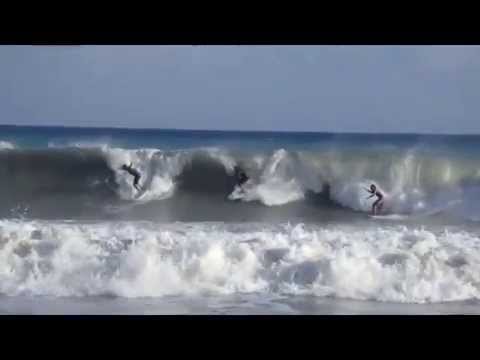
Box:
(1, 145, 479, 219)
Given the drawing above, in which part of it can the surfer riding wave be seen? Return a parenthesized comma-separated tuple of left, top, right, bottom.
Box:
(366, 184, 384, 215)
(234, 166, 249, 188)
(121, 162, 142, 191)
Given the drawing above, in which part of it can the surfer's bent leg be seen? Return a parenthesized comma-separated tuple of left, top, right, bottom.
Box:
(133, 175, 141, 191)
(377, 201, 384, 213)
(372, 199, 380, 215)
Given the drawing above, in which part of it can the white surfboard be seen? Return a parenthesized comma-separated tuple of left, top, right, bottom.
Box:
(228, 185, 245, 201)
(133, 187, 148, 200)
(369, 214, 409, 220)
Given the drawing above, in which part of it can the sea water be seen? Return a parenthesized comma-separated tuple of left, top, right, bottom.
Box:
(1, 125, 480, 314)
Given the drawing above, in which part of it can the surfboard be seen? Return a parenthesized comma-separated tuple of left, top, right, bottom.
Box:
(369, 214, 409, 220)
(228, 185, 245, 201)
(134, 187, 148, 200)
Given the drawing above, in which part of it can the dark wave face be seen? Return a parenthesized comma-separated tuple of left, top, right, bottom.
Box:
(176, 155, 236, 195)
(0, 143, 479, 223)
(0, 149, 119, 218)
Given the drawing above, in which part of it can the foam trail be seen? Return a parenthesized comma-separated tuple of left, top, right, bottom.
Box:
(0, 141, 15, 150)
(1, 219, 480, 302)
(233, 149, 314, 206)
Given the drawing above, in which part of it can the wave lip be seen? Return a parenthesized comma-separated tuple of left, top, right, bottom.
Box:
(0, 220, 479, 303)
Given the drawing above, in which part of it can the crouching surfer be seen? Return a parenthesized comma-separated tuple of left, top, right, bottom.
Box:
(121, 162, 142, 191)
(234, 166, 249, 188)
(366, 184, 384, 215)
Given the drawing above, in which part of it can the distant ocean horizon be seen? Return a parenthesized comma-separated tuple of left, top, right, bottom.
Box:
(2, 123, 480, 136)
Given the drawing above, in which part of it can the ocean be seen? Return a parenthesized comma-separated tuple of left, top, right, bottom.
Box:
(1, 124, 480, 314)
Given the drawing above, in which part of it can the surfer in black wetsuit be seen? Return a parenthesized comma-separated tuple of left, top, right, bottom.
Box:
(366, 184, 384, 215)
(121, 163, 142, 191)
(234, 166, 249, 188)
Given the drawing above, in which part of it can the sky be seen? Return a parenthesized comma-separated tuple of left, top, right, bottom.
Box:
(0, 45, 479, 134)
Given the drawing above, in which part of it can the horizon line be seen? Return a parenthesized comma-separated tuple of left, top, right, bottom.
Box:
(1, 123, 479, 137)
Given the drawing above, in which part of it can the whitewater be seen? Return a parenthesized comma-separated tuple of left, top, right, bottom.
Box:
(2, 125, 480, 313)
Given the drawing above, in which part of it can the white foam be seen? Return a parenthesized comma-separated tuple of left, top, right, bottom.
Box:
(0, 141, 15, 150)
(48, 139, 112, 149)
(104, 147, 177, 201)
(1, 219, 480, 303)
(232, 149, 316, 206)
(103, 146, 237, 202)
(238, 179, 304, 206)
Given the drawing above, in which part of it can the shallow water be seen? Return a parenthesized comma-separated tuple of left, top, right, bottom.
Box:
(2, 294, 480, 315)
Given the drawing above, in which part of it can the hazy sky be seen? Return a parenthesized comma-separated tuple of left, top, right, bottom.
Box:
(1, 45, 479, 133)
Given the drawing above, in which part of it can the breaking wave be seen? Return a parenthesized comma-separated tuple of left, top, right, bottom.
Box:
(0, 219, 479, 303)
(0, 143, 479, 220)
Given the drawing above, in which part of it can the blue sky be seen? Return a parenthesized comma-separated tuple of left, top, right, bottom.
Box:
(1, 45, 479, 133)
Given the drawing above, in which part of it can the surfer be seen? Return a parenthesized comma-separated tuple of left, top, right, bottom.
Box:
(234, 166, 249, 187)
(121, 162, 142, 191)
(366, 184, 384, 215)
